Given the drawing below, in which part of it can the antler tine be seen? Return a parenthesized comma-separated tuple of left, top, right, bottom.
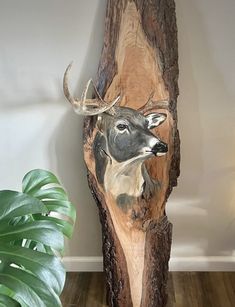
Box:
(63, 62, 76, 105)
(63, 62, 121, 116)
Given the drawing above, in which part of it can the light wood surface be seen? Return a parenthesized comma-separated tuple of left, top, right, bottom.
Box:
(61, 272, 235, 307)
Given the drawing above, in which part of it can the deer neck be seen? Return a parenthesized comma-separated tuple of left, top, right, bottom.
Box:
(104, 158, 145, 199)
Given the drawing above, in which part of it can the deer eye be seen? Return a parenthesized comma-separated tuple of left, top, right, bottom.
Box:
(116, 123, 128, 131)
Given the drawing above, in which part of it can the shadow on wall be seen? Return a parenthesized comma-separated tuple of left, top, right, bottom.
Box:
(168, 0, 235, 258)
(49, 109, 102, 257)
(48, 0, 107, 257)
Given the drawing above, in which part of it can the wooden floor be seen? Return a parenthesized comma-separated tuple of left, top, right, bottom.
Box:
(61, 272, 235, 307)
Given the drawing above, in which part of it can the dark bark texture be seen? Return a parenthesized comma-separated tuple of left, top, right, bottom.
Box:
(141, 217, 173, 307)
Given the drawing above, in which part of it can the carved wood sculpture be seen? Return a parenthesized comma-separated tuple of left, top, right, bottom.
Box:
(63, 0, 179, 306)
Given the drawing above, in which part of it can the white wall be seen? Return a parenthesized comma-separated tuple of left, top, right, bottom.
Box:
(170, 0, 235, 260)
(0, 0, 235, 269)
(0, 0, 105, 257)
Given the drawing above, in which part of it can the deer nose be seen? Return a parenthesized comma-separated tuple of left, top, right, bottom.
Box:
(152, 141, 168, 156)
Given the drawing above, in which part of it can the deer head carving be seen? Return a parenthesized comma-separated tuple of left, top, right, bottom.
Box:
(63, 63, 167, 202)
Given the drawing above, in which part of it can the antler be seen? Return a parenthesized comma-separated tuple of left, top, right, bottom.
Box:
(63, 62, 120, 116)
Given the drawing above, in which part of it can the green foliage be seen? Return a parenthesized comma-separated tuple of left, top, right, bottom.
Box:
(0, 169, 76, 307)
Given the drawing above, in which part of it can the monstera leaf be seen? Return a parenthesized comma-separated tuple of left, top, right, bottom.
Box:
(0, 169, 76, 307)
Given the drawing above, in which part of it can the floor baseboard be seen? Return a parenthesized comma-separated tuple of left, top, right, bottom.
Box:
(62, 256, 235, 272)
(63, 257, 103, 272)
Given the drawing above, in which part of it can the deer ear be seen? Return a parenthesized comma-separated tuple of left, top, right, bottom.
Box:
(146, 113, 167, 129)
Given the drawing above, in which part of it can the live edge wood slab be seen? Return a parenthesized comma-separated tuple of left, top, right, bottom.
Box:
(83, 1, 180, 306)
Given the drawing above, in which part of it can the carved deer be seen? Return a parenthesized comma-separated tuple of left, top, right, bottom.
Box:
(63, 63, 169, 307)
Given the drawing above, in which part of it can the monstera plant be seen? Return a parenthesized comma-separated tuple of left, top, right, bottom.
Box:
(0, 169, 76, 307)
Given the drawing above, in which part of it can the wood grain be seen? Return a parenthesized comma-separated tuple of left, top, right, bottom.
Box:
(61, 272, 235, 307)
(83, 0, 179, 305)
